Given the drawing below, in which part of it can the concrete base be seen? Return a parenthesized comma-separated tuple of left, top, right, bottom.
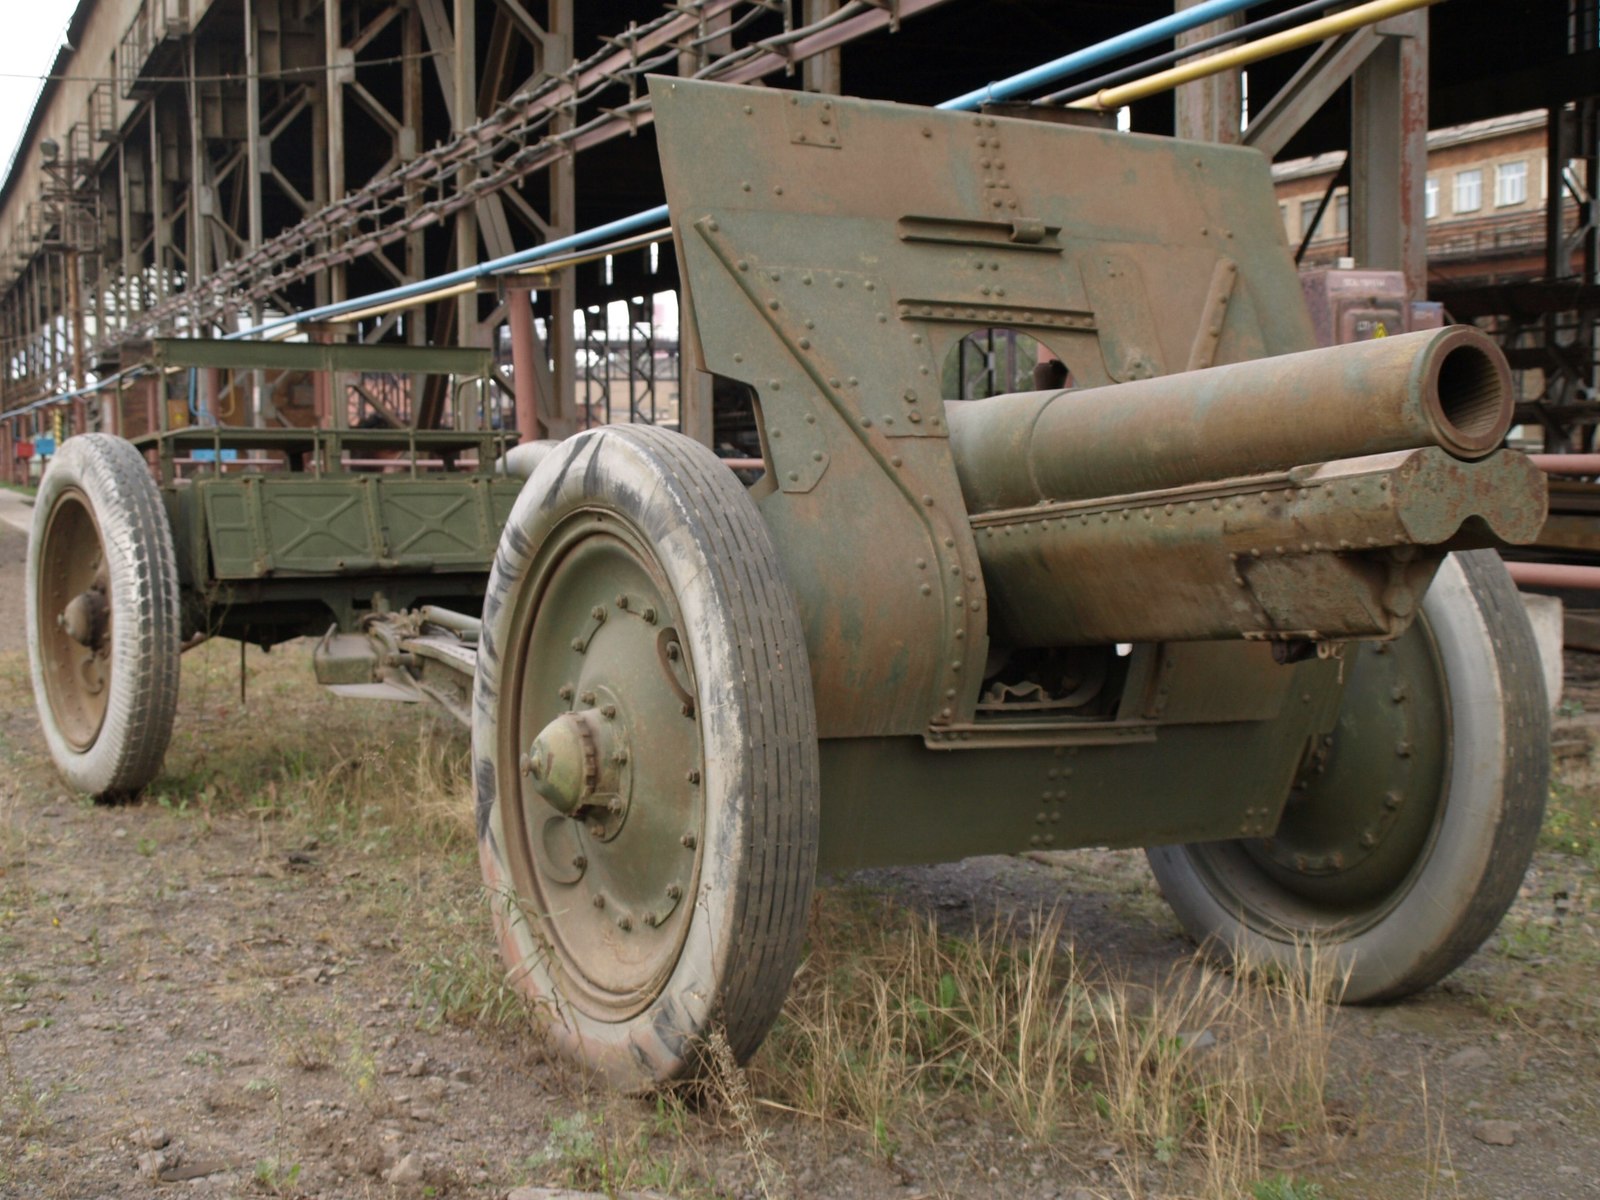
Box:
(1520, 591, 1564, 711)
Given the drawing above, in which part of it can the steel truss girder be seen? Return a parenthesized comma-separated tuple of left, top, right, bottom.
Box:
(113, 0, 956, 347)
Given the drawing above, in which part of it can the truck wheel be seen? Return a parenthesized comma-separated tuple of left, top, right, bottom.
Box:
(1147, 550, 1547, 1003)
(26, 434, 181, 801)
(473, 425, 818, 1090)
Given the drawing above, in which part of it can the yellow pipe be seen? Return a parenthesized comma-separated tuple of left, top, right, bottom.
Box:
(1070, 0, 1442, 111)
(330, 280, 477, 325)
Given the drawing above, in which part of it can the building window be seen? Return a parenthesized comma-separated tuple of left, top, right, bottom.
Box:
(1300, 197, 1322, 241)
(1279, 202, 1291, 239)
(1425, 176, 1439, 219)
(1334, 191, 1349, 235)
(1495, 160, 1528, 206)
(1453, 168, 1482, 214)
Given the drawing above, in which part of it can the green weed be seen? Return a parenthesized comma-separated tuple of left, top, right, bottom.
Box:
(252, 1157, 302, 1195)
(1252, 1175, 1325, 1200)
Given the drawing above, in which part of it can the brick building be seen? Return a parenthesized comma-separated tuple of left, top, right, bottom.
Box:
(1274, 110, 1572, 290)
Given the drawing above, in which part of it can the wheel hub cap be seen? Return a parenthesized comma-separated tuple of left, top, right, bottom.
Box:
(523, 710, 604, 816)
(61, 587, 109, 651)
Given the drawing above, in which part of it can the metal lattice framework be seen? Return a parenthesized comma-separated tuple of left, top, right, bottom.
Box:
(0, 0, 952, 431)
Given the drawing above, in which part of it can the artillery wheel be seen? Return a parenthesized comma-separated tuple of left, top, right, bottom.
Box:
(26, 434, 181, 801)
(473, 424, 818, 1089)
(1147, 551, 1547, 1003)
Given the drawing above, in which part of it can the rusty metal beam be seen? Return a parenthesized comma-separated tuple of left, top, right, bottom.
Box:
(1351, 9, 1428, 302)
(1242, 25, 1382, 159)
(1174, 0, 1242, 145)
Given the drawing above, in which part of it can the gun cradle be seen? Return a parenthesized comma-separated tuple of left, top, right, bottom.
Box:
(971, 447, 1547, 647)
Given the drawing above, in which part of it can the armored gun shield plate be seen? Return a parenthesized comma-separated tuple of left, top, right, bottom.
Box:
(647, 76, 1332, 739)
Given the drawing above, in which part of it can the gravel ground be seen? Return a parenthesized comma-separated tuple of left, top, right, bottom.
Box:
(0, 526, 1596, 1198)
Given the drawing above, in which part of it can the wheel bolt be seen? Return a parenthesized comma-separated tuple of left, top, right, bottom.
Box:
(680, 833, 696, 850)
(580, 691, 596, 705)
(600, 704, 616, 719)
(572, 855, 587, 869)
(559, 684, 574, 700)
(611, 749, 628, 765)
(643, 912, 658, 927)
(642, 607, 657, 625)
(607, 797, 623, 815)
(571, 637, 585, 652)
(686, 769, 700, 785)
(617, 916, 632, 932)
(592, 894, 605, 909)
(615, 595, 629, 610)
(666, 642, 680, 662)
(666, 884, 682, 900)
(591, 605, 607, 621)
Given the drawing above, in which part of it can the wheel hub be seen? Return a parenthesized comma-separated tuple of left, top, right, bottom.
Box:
(523, 710, 604, 816)
(61, 586, 110, 651)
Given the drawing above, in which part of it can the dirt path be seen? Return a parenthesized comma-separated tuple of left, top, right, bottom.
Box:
(0, 522, 27, 654)
(0, 531, 1596, 1198)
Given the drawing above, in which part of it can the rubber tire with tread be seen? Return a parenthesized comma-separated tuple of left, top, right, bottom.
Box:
(1146, 551, 1548, 1003)
(472, 424, 820, 1090)
(26, 433, 181, 801)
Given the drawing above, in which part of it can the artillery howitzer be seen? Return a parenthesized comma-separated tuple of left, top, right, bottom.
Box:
(28, 79, 1550, 1092)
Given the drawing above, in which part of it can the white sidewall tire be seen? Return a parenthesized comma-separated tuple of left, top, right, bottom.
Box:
(25, 434, 181, 800)
(1147, 551, 1548, 1003)
(472, 426, 819, 1089)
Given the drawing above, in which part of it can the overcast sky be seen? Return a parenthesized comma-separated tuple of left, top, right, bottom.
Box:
(1, 1, 79, 183)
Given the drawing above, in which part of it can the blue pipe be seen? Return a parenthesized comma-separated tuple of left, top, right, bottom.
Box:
(7, 0, 1264, 413)
(230, 206, 673, 341)
(186, 366, 218, 425)
(231, 0, 1259, 341)
(938, 0, 1260, 111)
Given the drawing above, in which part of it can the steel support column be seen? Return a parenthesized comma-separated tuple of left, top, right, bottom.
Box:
(1174, 0, 1241, 144)
(325, 0, 348, 307)
(506, 279, 541, 440)
(546, 0, 576, 434)
(1351, 10, 1428, 302)
(454, 0, 480, 390)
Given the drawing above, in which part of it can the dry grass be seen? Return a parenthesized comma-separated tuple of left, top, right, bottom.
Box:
(7, 639, 1353, 1195)
(154, 637, 477, 858)
(164, 641, 544, 1040)
(753, 890, 1344, 1197)
(0, 1019, 52, 1141)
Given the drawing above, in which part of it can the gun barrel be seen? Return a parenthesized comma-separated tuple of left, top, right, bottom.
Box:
(947, 326, 1512, 514)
